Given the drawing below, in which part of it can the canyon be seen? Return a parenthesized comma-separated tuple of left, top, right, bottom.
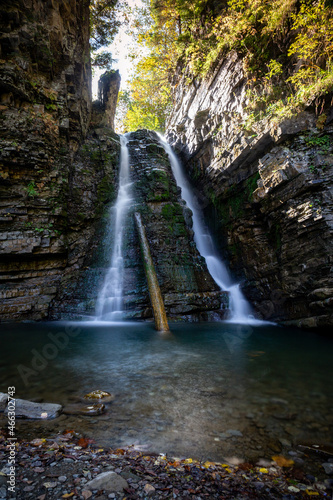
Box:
(0, 0, 332, 329)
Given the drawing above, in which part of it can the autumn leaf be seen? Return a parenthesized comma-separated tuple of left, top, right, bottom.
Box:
(203, 461, 215, 469)
(62, 493, 74, 499)
(78, 437, 94, 449)
(272, 455, 294, 467)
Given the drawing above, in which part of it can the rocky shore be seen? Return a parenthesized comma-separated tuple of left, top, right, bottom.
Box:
(0, 427, 332, 499)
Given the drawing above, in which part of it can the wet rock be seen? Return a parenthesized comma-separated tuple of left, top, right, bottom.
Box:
(0, 394, 7, 412)
(85, 471, 129, 492)
(83, 390, 114, 403)
(166, 49, 333, 328)
(4, 399, 62, 419)
(63, 403, 105, 416)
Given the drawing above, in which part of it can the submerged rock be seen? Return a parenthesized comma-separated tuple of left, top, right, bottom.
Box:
(4, 399, 62, 419)
(64, 403, 105, 416)
(83, 390, 114, 403)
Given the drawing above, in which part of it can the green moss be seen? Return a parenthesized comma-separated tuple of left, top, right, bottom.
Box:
(161, 203, 183, 220)
(207, 173, 260, 228)
(97, 176, 114, 204)
(245, 172, 260, 201)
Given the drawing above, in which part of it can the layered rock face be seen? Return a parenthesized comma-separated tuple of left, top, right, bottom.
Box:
(167, 52, 333, 329)
(124, 130, 228, 320)
(51, 130, 229, 321)
(0, 0, 120, 320)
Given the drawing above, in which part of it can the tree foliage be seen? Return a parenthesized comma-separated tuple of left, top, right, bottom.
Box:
(90, 0, 121, 51)
(123, 0, 333, 131)
(90, 0, 123, 70)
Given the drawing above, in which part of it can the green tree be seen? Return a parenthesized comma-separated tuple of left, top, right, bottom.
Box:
(90, 0, 124, 69)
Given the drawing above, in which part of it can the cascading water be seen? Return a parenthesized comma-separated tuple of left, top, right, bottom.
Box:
(158, 134, 256, 324)
(95, 135, 132, 321)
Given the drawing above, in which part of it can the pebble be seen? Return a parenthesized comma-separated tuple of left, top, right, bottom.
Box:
(254, 481, 265, 490)
(279, 438, 291, 447)
(144, 483, 156, 496)
(322, 463, 333, 474)
(0, 486, 6, 499)
(58, 475, 67, 483)
(288, 485, 300, 492)
(306, 474, 316, 482)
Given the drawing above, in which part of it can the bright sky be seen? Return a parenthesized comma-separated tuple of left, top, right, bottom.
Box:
(92, 0, 144, 99)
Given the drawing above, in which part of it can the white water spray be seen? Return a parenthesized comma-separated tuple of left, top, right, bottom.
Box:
(95, 135, 132, 321)
(158, 134, 256, 324)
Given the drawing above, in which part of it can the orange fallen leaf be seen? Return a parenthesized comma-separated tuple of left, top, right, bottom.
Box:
(78, 438, 94, 449)
(62, 493, 74, 499)
(168, 461, 181, 467)
(272, 455, 294, 467)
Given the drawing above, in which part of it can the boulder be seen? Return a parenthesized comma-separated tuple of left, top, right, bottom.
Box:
(85, 471, 129, 492)
(4, 399, 62, 419)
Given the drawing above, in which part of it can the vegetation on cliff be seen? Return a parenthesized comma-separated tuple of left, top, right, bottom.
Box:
(121, 0, 333, 130)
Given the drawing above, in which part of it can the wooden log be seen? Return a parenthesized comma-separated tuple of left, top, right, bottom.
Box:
(134, 212, 170, 333)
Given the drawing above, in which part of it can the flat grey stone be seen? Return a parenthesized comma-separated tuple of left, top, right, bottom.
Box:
(4, 399, 62, 419)
(86, 471, 129, 492)
(0, 393, 7, 412)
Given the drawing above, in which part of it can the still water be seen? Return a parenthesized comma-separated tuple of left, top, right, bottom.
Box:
(0, 321, 332, 465)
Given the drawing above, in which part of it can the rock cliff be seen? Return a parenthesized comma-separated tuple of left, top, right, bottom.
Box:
(124, 130, 228, 320)
(0, 0, 120, 320)
(167, 52, 333, 329)
(50, 130, 229, 321)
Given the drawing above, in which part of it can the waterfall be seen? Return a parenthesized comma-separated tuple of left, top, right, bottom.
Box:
(157, 134, 256, 324)
(95, 135, 132, 321)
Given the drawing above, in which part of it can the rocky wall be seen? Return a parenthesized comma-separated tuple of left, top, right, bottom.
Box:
(166, 52, 333, 329)
(0, 0, 121, 321)
(124, 130, 229, 320)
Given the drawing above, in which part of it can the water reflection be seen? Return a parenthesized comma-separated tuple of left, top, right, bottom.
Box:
(0, 321, 332, 465)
